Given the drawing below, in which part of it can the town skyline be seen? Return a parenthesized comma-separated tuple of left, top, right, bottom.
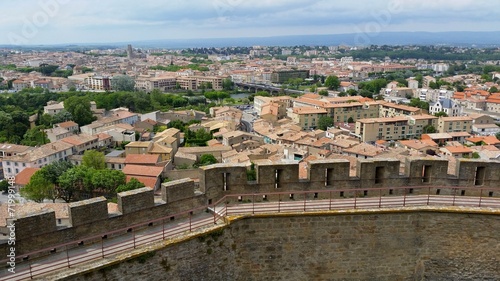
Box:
(2, 0, 500, 45)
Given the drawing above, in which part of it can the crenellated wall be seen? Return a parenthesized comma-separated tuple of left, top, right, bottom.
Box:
(3, 157, 500, 258)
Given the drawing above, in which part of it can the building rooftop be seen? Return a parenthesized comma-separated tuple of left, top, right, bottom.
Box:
(14, 167, 40, 186)
(122, 164, 164, 178)
(124, 154, 160, 165)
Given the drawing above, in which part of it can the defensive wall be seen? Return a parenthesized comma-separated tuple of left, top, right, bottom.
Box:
(2, 157, 500, 258)
(59, 208, 500, 281)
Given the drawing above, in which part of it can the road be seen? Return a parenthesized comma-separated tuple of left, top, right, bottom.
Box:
(3, 194, 500, 280)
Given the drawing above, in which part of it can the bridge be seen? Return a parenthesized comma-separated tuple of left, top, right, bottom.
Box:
(234, 82, 304, 95)
(3, 185, 500, 281)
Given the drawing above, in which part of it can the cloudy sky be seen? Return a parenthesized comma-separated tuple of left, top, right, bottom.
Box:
(2, 0, 500, 45)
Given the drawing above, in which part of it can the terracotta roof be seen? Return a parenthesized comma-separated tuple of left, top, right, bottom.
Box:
(441, 146, 472, 154)
(292, 107, 327, 115)
(56, 121, 78, 128)
(61, 134, 98, 146)
(122, 164, 163, 177)
(124, 154, 160, 165)
(126, 175, 159, 189)
(15, 167, 40, 186)
(466, 136, 500, 145)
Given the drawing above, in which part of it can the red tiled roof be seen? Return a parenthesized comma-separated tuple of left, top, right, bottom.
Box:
(122, 164, 163, 177)
(15, 168, 41, 186)
(126, 176, 159, 189)
(57, 121, 78, 128)
(124, 154, 160, 165)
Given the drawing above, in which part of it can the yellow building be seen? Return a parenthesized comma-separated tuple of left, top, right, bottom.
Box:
(287, 107, 327, 130)
(332, 102, 380, 123)
(437, 116, 472, 133)
(355, 115, 438, 142)
(378, 101, 422, 118)
(125, 142, 152, 155)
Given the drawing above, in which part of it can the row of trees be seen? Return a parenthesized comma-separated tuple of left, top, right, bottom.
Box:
(21, 150, 145, 203)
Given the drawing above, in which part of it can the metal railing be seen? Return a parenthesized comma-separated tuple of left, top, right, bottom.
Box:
(212, 186, 500, 217)
(2, 185, 500, 280)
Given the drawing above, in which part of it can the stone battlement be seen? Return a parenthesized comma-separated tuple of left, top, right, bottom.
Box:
(2, 157, 499, 256)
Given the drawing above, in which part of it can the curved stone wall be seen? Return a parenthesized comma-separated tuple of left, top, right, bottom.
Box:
(63, 208, 500, 281)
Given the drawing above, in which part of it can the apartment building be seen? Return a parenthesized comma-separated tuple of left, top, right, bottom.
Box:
(378, 102, 422, 118)
(44, 126, 74, 143)
(135, 75, 177, 92)
(287, 107, 327, 130)
(87, 75, 112, 91)
(33, 79, 52, 89)
(12, 80, 29, 92)
(355, 115, 438, 142)
(80, 110, 139, 135)
(254, 96, 293, 116)
(437, 116, 472, 134)
(332, 102, 380, 123)
(176, 75, 224, 90)
(2, 141, 74, 177)
(423, 76, 436, 88)
(61, 134, 99, 155)
(270, 70, 309, 84)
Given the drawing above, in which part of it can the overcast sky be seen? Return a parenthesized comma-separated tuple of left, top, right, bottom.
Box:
(2, 0, 500, 45)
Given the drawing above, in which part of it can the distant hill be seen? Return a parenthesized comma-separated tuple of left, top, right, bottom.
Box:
(127, 32, 500, 49)
(2, 31, 500, 49)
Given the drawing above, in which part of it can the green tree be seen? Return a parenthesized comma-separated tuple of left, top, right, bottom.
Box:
(111, 75, 136, 91)
(21, 171, 54, 203)
(0, 180, 9, 193)
(434, 111, 448, 117)
(255, 91, 271, 97)
(38, 113, 53, 128)
(325, 75, 340, 90)
(246, 163, 257, 181)
(423, 125, 437, 134)
(52, 110, 73, 124)
(346, 89, 358, 96)
(310, 84, 317, 93)
(409, 98, 429, 111)
(92, 169, 126, 194)
(496, 132, 500, 141)
(318, 89, 329, 96)
(317, 116, 334, 131)
(116, 177, 145, 193)
(198, 154, 218, 166)
(40, 161, 74, 189)
(429, 81, 439, 89)
(489, 86, 498, 93)
(58, 165, 94, 202)
(471, 152, 480, 159)
(82, 150, 106, 170)
(222, 78, 234, 91)
(64, 96, 95, 126)
(0, 111, 13, 132)
(21, 126, 49, 146)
